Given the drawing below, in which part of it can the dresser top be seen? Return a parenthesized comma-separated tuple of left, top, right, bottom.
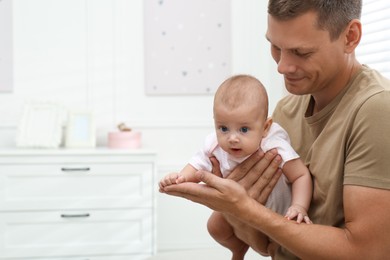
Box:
(0, 147, 157, 156)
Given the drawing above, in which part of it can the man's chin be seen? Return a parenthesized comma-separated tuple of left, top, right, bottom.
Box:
(285, 85, 307, 96)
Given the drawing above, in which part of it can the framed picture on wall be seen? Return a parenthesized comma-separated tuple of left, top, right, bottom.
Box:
(144, 0, 232, 95)
(65, 111, 96, 148)
(0, 0, 13, 92)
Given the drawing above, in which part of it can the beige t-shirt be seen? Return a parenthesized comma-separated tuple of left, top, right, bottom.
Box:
(272, 65, 390, 259)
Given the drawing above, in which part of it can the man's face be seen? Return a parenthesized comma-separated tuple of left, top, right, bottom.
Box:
(266, 11, 347, 100)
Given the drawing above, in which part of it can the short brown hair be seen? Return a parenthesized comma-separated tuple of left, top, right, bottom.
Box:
(268, 0, 362, 40)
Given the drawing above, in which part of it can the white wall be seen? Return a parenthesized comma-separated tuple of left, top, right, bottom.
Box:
(0, 0, 284, 253)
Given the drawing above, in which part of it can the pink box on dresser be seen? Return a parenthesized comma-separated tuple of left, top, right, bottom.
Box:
(108, 131, 142, 149)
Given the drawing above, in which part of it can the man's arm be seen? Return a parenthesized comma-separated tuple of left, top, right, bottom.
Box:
(167, 171, 390, 259)
(163, 149, 282, 255)
(259, 185, 390, 259)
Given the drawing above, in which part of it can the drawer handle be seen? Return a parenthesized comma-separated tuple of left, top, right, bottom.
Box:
(61, 167, 90, 172)
(61, 213, 90, 218)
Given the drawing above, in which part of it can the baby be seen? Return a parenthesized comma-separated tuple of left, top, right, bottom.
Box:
(159, 74, 313, 259)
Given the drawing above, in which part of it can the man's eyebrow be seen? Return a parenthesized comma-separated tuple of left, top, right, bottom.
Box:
(265, 37, 317, 52)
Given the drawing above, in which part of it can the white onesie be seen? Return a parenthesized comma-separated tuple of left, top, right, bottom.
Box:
(189, 123, 298, 215)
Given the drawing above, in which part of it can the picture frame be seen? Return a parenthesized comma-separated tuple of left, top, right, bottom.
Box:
(144, 0, 232, 95)
(65, 111, 96, 148)
(16, 101, 64, 148)
(0, 0, 13, 93)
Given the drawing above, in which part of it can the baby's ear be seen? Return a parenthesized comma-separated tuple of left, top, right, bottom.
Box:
(263, 117, 273, 137)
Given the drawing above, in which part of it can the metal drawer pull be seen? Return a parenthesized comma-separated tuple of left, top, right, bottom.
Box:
(61, 167, 90, 172)
(61, 213, 90, 218)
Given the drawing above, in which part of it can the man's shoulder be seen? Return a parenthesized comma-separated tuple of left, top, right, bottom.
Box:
(277, 93, 310, 108)
(355, 65, 390, 92)
(346, 66, 390, 111)
(273, 94, 310, 122)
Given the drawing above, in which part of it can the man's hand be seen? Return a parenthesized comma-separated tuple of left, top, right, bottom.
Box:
(162, 169, 250, 213)
(209, 149, 283, 255)
(211, 149, 282, 204)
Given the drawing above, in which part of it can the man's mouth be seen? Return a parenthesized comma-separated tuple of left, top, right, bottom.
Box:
(285, 76, 304, 83)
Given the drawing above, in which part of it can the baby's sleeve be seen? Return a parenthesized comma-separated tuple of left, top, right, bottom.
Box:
(188, 132, 216, 172)
(261, 123, 299, 167)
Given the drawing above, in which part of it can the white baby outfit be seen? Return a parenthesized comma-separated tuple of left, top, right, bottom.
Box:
(189, 123, 299, 215)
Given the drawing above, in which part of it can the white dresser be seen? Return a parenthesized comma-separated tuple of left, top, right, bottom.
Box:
(0, 148, 157, 260)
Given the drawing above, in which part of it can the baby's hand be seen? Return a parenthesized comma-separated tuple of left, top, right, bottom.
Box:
(159, 173, 186, 190)
(285, 204, 312, 224)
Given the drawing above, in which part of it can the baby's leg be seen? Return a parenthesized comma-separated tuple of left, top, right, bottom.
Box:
(207, 211, 249, 260)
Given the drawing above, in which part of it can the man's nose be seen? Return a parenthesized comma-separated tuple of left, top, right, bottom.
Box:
(277, 52, 297, 75)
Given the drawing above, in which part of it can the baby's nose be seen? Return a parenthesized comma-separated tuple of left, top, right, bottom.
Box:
(228, 133, 239, 143)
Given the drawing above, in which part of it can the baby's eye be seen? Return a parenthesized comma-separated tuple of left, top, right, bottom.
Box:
(240, 127, 249, 133)
(220, 126, 228, 132)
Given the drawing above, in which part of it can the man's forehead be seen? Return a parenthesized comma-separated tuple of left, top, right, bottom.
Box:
(265, 20, 325, 50)
(265, 33, 317, 51)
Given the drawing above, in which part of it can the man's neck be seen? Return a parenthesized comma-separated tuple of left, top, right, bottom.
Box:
(312, 61, 362, 114)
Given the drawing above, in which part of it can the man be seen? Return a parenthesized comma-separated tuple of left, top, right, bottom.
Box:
(161, 0, 390, 259)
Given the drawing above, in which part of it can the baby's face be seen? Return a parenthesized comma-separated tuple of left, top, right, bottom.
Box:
(214, 104, 268, 158)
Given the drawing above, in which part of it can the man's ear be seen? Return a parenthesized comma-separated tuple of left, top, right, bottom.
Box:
(263, 117, 273, 137)
(344, 19, 362, 53)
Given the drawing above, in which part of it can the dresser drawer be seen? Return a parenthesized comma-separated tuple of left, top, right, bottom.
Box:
(0, 209, 154, 259)
(0, 163, 154, 210)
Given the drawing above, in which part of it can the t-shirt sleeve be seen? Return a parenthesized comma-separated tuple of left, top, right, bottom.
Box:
(188, 132, 215, 172)
(344, 91, 390, 189)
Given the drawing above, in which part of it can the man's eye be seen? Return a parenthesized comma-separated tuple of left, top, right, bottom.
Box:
(272, 45, 281, 52)
(240, 127, 249, 133)
(293, 50, 311, 58)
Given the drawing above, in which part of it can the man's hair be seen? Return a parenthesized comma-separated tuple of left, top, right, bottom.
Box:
(268, 0, 362, 40)
(214, 75, 269, 119)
